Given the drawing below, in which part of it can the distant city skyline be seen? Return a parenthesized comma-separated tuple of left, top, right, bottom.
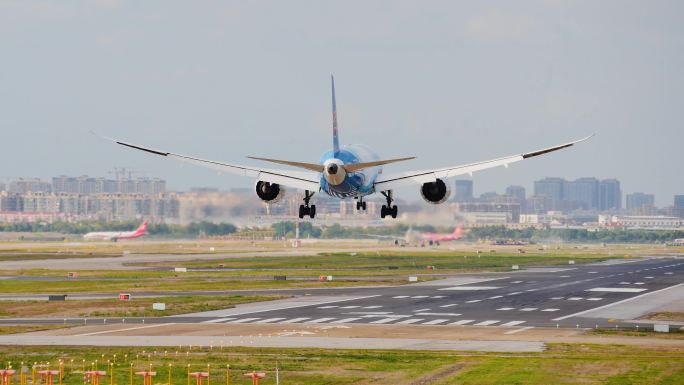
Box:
(0, 2, 682, 207)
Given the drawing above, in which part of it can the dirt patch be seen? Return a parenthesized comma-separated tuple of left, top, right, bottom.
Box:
(406, 362, 465, 385)
(640, 312, 684, 321)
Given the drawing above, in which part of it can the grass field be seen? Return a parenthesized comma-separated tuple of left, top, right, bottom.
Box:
(0, 344, 682, 385)
(0, 295, 284, 318)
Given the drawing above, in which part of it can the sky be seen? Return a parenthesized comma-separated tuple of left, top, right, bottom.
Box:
(0, 1, 682, 206)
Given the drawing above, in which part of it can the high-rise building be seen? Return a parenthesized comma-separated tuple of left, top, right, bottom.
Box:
(533, 177, 565, 209)
(505, 185, 526, 201)
(9, 179, 52, 194)
(626, 193, 655, 212)
(598, 179, 621, 211)
(674, 195, 684, 218)
(453, 180, 473, 201)
(564, 177, 599, 210)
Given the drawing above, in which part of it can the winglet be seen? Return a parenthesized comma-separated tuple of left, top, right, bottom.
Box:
(331, 74, 340, 155)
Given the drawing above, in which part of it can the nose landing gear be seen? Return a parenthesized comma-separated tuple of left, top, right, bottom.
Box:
(380, 191, 398, 219)
(355, 197, 367, 211)
(298, 190, 316, 219)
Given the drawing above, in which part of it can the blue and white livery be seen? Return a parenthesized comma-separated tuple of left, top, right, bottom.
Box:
(104, 76, 593, 219)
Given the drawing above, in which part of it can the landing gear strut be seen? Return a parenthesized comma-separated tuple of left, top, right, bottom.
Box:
(298, 190, 316, 219)
(355, 196, 367, 211)
(380, 191, 398, 219)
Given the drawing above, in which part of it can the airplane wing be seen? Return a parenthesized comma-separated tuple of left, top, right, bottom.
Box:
(374, 135, 593, 191)
(102, 136, 320, 191)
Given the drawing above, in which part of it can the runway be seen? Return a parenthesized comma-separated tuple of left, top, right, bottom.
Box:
(2, 256, 682, 330)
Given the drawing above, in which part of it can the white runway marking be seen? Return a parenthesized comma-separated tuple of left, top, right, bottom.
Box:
(416, 312, 461, 317)
(665, 272, 673, 275)
(507, 292, 523, 296)
(634, 282, 645, 285)
(550, 297, 564, 300)
(645, 276, 654, 279)
(339, 306, 360, 309)
(202, 317, 236, 324)
(500, 321, 526, 327)
(439, 304, 458, 308)
(504, 326, 534, 335)
(439, 286, 500, 291)
(422, 319, 449, 325)
(231, 318, 261, 323)
(511, 281, 523, 284)
(75, 323, 174, 336)
(331, 318, 361, 324)
(371, 318, 399, 324)
(255, 318, 285, 323)
(586, 288, 647, 293)
(488, 295, 503, 299)
(431, 296, 446, 299)
(414, 308, 431, 312)
(449, 319, 475, 325)
(474, 320, 499, 326)
(520, 308, 537, 312)
(619, 282, 631, 285)
(553, 283, 683, 321)
(308, 317, 336, 323)
(348, 311, 392, 315)
(587, 298, 603, 301)
(541, 308, 560, 312)
(560, 275, 571, 278)
(395, 318, 423, 324)
(362, 306, 383, 309)
(412, 295, 429, 299)
(567, 297, 583, 300)
(393, 296, 409, 298)
(279, 317, 310, 323)
(465, 300, 481, 303)
(497, 307, 514, 311)
(318, 306, 338, 309)
(588, 271, 597, 274)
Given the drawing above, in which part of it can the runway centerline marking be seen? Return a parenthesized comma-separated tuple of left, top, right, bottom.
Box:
(414, 308, 431, 312)
(74, 323, 175, 337)
(520, 308, 537, 312)
(439, 304, 458, 308)
(416, 312, 461, 317)
(497, 307, 514, 311)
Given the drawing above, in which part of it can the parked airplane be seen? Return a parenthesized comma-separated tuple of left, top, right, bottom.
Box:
(103, 76, 592, 219)
(418, 224, 464, 245)
(83, 220, 148, 241)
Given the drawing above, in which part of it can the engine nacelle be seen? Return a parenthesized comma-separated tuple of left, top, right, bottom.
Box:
(255, 181, 286, 204)
(420, 178, 451, 204)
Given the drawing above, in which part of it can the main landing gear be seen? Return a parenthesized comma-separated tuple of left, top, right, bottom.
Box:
(298, 190, 316, 219)
(380, 191, 398, 219)
(355, 196, 367, 211)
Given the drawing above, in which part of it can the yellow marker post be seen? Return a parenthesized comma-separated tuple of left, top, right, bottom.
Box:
(32, 363, 36, 385)
(109, 363, 113, 385)
(167, 364, 172, 385)
(186, 365, 190, 385)
(206, 365, 210, 385)
(59, 361, 63, 385)
(225, 365, 229, 385)
(129, 363, 133, 385)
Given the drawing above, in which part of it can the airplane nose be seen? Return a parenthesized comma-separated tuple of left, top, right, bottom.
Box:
(327, 163, 339, 174)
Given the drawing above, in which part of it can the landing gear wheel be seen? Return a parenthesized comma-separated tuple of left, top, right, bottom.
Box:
(362, 201, 367, 210)
(299, 190, 317, 219)
(356, 199, 367, 211)
(380, 191, 399, 219)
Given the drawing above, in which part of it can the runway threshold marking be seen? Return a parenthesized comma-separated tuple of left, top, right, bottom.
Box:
(395, 318, 423, 324)
(202, 318, 236, 324)
(586, 288, 647, 293)
(504, 326, 535, 335)
(422, 319, 449, 325)
(473, 320, 499, 326)
(278, 317, 310, 323)
(439, 286, 500, 291)
(449, 320, 475, 325)
(500, 320, 526, 327)
(74, 323, 175, 337)
(332, 318, 362, 324)
(211, 294, 382, 317)
(553, 283, 684, 321)
(415, 312, 461, 317)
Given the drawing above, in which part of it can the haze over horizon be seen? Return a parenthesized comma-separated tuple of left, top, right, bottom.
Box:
(1, 1, 682, 206)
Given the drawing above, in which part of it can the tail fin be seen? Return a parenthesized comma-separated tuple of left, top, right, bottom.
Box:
(331, 75, 340, 155)
(453, 225, 463, 239)
(136, 220, 148, 234)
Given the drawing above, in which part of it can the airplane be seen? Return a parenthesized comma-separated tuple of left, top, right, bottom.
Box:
(419, 224, 464, 245)
(83, 220, 148, 241)
(101, 76, 592, 219)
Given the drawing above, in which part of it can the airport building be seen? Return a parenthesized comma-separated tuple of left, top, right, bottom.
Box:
(598, 215, 682, 229)
(674, 195, 684, 218)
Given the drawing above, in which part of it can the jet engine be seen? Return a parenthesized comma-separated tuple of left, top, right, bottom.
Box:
(255, 181, 286, 204)
(420, 178, 451, 204)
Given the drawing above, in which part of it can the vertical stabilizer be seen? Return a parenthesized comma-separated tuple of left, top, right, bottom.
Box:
(331, 75, 340, 155)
